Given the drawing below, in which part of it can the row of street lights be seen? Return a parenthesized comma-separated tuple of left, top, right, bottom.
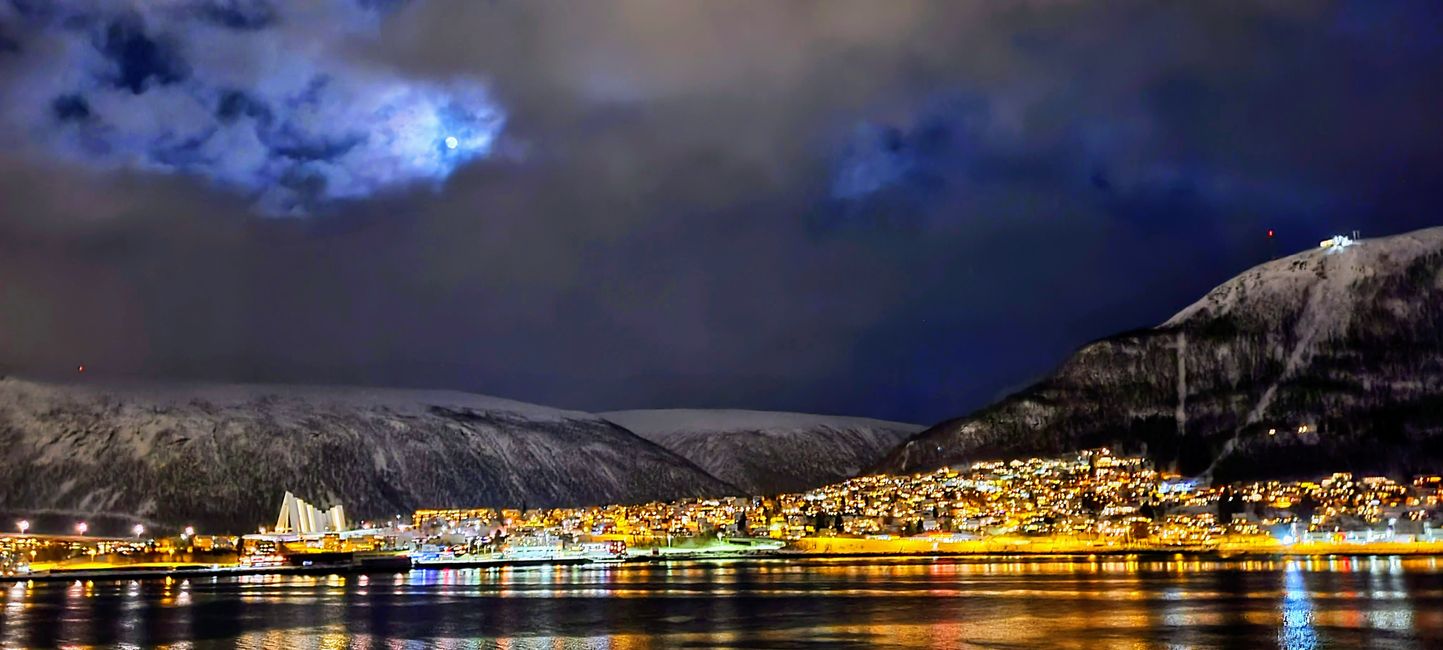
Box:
(13, 520, 159, 538)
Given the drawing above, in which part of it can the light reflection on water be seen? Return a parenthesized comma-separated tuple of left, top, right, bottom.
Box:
(2, 556, 1442, 648)
(1280, 561, 1318, 650)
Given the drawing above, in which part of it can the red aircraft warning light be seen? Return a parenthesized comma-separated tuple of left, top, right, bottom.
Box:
(77, 364, 85, 373)
(1267, 229, 1275, 238)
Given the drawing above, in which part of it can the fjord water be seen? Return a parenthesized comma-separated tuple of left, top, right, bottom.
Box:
(5, 557, 1443, 649)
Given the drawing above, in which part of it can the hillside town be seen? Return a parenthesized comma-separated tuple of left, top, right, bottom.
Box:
(9, 449, 1443, 578)
(412, 449, 1443, 554)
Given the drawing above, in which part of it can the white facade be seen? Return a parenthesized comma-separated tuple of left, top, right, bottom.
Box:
(1319, 234, 1357, 253)
(274, 491, 348, 534)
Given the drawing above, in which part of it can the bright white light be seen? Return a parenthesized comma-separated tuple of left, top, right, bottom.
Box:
(76, 522, 87, 535)
(1319, 235, 1356, 254)
(133, 524, 145, 537)
(16, 520, 28, 534)
(445, 136, 460, 150)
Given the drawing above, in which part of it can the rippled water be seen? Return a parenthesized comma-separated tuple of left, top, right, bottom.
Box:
(4, 556, 1443, 649)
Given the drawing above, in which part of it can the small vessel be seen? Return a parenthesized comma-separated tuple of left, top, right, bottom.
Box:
(716, 537, 786, 552)
(580, 540, 628, 564)
(410, 537, 629, 568)
(501, 534, 567, 564)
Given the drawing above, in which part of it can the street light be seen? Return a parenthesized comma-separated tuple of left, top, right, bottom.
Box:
(75, 522, 88, 535)
(16, 520, 29, 535)
(184, 526, 195, 537)
(132, 524, 145, 538)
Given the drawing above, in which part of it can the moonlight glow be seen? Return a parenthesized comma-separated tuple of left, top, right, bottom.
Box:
(1, 0, 506, 215)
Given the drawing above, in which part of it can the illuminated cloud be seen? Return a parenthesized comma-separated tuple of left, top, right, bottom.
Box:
(0, 0, 505, 214)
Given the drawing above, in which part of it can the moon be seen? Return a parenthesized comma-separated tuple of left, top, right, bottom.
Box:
(445, 136, 459, 150)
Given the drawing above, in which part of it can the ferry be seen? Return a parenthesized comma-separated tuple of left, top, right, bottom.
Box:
(502, 539, 565, 562)
(411, 538, 629, 568)
(243, 549, 412, 572)
(635, 536, 786, 559)
(580, 541, 628, 564)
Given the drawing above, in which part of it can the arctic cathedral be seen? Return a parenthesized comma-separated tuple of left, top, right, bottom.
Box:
(273, 491, 348, 535)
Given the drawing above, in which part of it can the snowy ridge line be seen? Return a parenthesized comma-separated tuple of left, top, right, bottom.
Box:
(605, 409, 922, 495)
(0, 377, 594, 421)
(602, 409, 921, 438)
(1164, 226, 1443, 328)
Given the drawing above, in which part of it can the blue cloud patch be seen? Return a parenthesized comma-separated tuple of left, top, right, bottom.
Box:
(2, 0, 505, 215)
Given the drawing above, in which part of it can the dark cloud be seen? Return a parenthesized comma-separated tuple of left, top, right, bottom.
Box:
(0, 0, 504, 214)
(49, 94, 91, 122)
(193, 0, 280, 31)
(1, 1, 1442, 423)
(214, 89, 272, 124)
(99, 14, 191, 93)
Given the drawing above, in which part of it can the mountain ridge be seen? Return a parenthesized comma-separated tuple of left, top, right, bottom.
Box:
(0, 377, 738, 533)
(603, 409, 920, 494)
(879, 226, 1443, 482)
(0, 378, 923, 533)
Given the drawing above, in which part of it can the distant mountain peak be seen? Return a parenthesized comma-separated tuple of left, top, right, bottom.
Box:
(1165, 226, 1443, 333)
(605, 409, 920, 495)
(879, 226, 1443, 483)
(0, 377, 732, 533)
(0, 378, 920, 533)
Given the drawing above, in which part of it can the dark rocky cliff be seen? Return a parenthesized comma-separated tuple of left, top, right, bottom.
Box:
(879, 227, 1443, 482)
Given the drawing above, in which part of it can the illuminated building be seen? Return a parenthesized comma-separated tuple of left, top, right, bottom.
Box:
(274, 491, 348, 534)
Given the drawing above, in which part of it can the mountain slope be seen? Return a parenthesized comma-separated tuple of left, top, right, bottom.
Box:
(879, 227, 1443, 482)
(0, 379, 735, 533)
(604, 409, 920, 494)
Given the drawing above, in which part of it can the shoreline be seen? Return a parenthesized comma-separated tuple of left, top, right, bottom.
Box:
(11, 547, 1443, 583)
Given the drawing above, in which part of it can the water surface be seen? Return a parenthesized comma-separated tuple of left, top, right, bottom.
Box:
(4, 556, 1443, 648)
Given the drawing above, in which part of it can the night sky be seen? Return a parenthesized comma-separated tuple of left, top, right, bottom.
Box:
(1, 1, 1441, 424)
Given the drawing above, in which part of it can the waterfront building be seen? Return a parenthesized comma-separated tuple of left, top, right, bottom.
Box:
(273, 491, 348, 534)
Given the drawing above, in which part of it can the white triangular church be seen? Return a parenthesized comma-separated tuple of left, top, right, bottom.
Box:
(274, 491, 348, 534)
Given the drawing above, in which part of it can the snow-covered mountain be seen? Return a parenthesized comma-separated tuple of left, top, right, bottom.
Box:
(0, 379, 735, 533)
(880, 226, 1443, 482)
(603, 409, 921, 495)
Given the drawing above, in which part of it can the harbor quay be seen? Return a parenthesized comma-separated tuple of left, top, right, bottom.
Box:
(8, 449, 1443, 580)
